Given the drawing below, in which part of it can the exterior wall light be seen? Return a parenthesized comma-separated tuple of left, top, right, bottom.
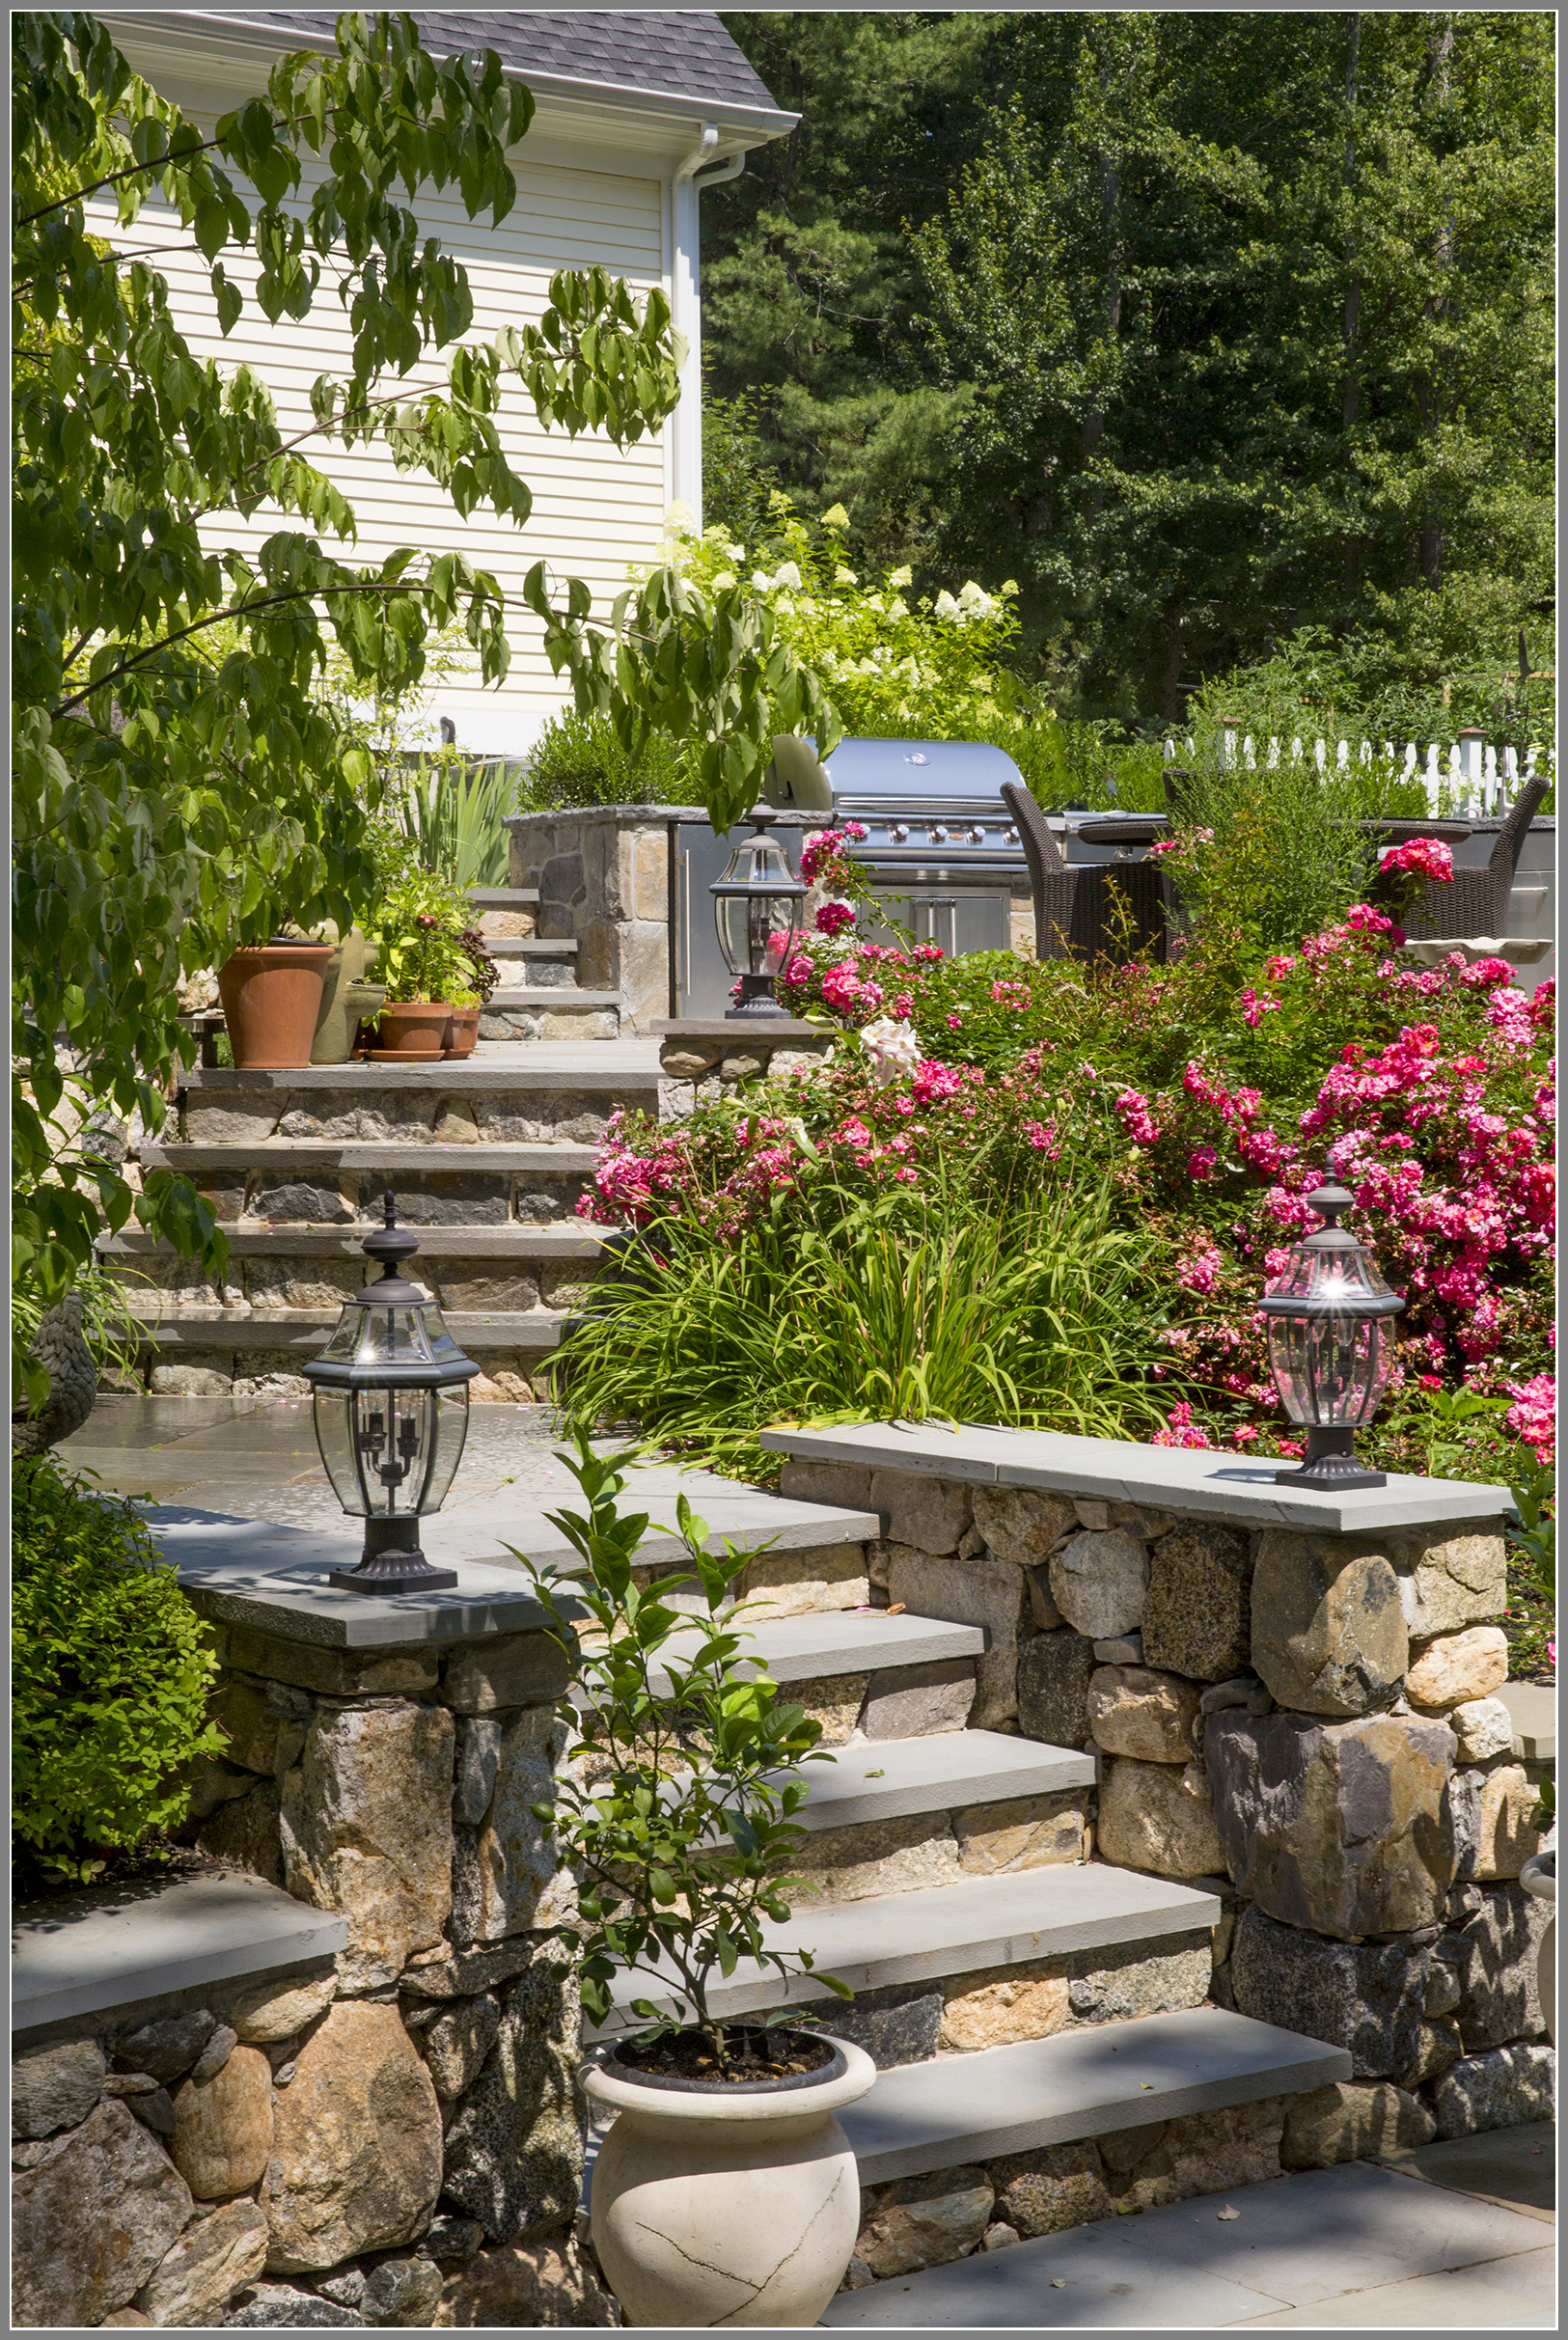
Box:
(710, 808, 807, 1019)
(1259, 1181, 1405, 1489)
(303, 1192, 481, 1593)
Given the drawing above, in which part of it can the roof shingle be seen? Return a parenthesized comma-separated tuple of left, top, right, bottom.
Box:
(190, 9, 785, 114)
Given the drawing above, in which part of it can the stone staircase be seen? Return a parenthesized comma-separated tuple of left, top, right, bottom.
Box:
(104, 880, 661, 1392)
(470, 885, 622, 1042)
(110, 1053, 656, 1397)
(580, 1593, 1352, 2292)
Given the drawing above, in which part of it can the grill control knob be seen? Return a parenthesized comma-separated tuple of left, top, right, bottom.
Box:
(890, 824, 909, 843)
(968, 826, 986, 845)
(929, 825, 949, 844)
(1004, 825, 1019, 845)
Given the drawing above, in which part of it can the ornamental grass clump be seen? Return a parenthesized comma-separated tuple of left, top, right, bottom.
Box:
(561, 1167, 1169, 1478)
(512, 1433, 849, 2073)
(13, 1454, 224, 1892)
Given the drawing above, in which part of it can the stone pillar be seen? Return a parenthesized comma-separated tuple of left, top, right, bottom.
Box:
(504, 806, 696, 1033)
(11, 1598, 616, 2328)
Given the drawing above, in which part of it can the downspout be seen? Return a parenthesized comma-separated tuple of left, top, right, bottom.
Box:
(670, 124, 747, 530)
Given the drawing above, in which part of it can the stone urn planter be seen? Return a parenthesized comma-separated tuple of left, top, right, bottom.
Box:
(371, 1000, 453, 1059)
(583, 2032, 876, 2327)
(216, 937, 333, 1067)
(1519, 1843, 1555, 2045)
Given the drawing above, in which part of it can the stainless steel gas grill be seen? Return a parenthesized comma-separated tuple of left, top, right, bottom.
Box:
(667, 737, 1168, 1015)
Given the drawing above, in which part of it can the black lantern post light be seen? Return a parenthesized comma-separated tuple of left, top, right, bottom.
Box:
(1259, 1180, 1405, 1489)
(710, 806, 808, 1019)
(303, 1193, 481, 1593)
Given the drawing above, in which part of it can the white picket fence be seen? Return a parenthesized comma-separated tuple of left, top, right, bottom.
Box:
(1163, 730, 1556, 818)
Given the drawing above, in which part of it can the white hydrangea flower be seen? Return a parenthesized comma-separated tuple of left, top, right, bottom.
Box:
(711, 570, 737, 592)
(751, 569, 773, 592)
(934, 589, 961, 619)
(772, 561, 803, 590)
(889, 564, 914, 589)
(860, 1017, 922, 1087)
(834, 565, 858, 586)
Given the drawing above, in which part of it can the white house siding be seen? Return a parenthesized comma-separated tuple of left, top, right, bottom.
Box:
(88, 123, 675, 753)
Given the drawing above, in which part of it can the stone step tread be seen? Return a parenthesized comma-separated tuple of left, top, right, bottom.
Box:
(786, 1729, 1093, 1832)
(100, 1228, 619, 1259)
(834, 2006, 1353, 2188)
(486, 936, 579, 956)
(584, 1864, 1224, 2035)
(179, 1064, 656, 1094)
(125, 1309, 565, 1352)
(142, 1142, 602, 1171)
(652, 1610, 986, 1693)
(467, 887, 540, 905)
(485, 989, 621, 1009)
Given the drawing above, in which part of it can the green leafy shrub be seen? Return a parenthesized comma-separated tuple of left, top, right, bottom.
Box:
(13, 1454, 224, 1890)
(520, 709, 700, 812)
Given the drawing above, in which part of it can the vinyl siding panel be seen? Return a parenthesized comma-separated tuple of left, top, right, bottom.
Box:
(87, 144, 673, 750)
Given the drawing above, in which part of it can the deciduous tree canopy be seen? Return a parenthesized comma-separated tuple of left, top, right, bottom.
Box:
(706, 11, 1554, 720)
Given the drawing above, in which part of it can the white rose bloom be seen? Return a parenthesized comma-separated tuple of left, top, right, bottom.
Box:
(860, 1017, 922, 1088)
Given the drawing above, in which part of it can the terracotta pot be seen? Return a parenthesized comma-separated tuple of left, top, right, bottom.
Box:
(216, 940, 333, 1068)
(583, 2032, 875, 2327)
(444, 1005, 481, 1059)
(374, 1002, 453, 1057)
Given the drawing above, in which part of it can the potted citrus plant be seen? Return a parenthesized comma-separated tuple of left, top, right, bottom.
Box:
(513, 1435, 873, 2329)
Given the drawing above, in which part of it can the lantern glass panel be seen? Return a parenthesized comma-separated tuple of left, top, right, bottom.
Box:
(712, 830, 804, 978)
(309, 1384, 467, 1520)
(1267, 1309, 1393, 1428)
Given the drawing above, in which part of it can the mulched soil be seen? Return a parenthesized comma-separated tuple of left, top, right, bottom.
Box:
(613, 2025, 836, 2085)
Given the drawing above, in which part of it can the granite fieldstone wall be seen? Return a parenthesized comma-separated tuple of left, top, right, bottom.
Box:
(780, 1449, 1554, 2158)
(12, 1611, 613, 2331)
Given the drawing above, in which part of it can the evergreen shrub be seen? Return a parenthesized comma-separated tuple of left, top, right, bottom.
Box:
(13, 1454, 224, 1890)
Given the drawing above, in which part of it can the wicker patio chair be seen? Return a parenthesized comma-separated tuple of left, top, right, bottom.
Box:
(1400, 775, 1551, 941)
(1002, 781, 1167, 965)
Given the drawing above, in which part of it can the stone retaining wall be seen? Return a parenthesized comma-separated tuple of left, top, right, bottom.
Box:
(658, 1027, 838, 1117)
(781, 1454, 1555, 2156)
(12, 1613, 612, 2331)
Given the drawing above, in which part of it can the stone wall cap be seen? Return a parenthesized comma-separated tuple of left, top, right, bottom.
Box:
(149, 1494, 884, 1646)
(756, 1422, 1515, 1530)
(13, 1870, 346, 2037)
(654, 1018, 831, 1040)
(149, 1505, 575, 1648)
(503, 808, 832, 832)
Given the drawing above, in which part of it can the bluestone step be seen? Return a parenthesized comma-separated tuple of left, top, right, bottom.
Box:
(837, 2006, 1353, 2185)
(100, 1227, 614, 1262)
(583, 1863, 1222, 2037)
(127, 1309, 564, 1353)
(643, 1608, 985, 1696)
(142, 1142, 601, 1175)
(467, 887, 539, 909)
(783, 1729, 1093, 1832)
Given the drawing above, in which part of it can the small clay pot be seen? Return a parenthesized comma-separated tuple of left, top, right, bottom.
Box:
(216, 940, 333, 1068)
(374, 1002, 453, 1058)
(444, 1005, 481, 1059)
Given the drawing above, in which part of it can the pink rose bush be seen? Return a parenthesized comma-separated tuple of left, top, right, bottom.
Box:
(587, 889, 1553, 1459)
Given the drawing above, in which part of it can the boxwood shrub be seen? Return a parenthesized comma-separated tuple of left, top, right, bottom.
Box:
(13, 1453, 224, 1890)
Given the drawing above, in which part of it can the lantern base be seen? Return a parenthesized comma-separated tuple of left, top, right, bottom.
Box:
(328, 1516, 458, 1596)
(1275, 1426, 1386, 1491)
(725, 973, 791, 1021)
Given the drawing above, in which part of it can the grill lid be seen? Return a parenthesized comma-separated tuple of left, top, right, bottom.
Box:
(820, 737, 1028, 807)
